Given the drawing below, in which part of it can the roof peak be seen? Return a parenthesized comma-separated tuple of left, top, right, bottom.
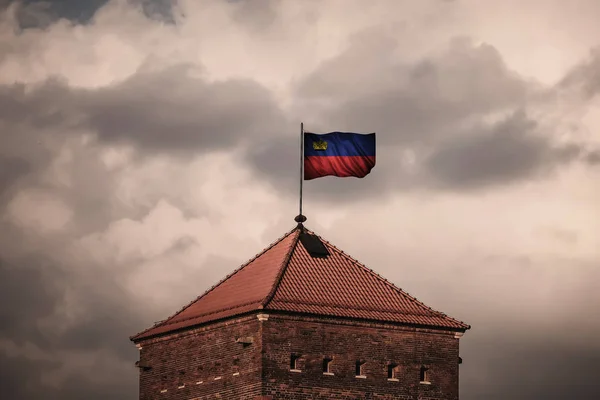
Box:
(131, 225, 469, 342)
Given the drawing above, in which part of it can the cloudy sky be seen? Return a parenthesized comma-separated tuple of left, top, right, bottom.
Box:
(0, 0, 599, 398)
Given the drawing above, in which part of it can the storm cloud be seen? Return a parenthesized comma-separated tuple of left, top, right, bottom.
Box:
(248, 35, 596, 200)
(0, 1, 599, 399)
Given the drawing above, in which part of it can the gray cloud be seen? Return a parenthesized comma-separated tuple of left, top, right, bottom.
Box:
(0, 65, 289, 233)
(463, 340, 600, 400)
(0, 354, 61, 399)
(586, 149, 600, 165)
(230, 0, 278, 32)
(296, 36, 532, 143)
(0, 255, 62, 341)
(0, 76, 152, 398)
(80, 64, 287, 153)
(3, 0, 176, 28)
(133, 0, 179, 23)
(0, 352, 135, 400)
(0, 96, 118, 235)
(14, 1, 58, 29)
(424, 111, 583, 189)
(415, 253, 600, 400)
(0, 205, 153, 400)
(0, 78, 75, 130)
(245, 34, 592, 202)
(558, 47, 600, 100)
(0, 84, 252, 395)
(0, 65, 287, 156)
(0, 2, 599, 399)
(4, 0, 109, 28)
(1, 38, 592, 212)
(0, 156, 29, 196)
(0, 196, 144, 397)
(0, 202, 244, 399)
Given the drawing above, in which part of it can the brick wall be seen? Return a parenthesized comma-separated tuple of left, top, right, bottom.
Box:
(135, 315, 263, 400)
(134, 312, 463, 400)
(261, 314, 461, 400)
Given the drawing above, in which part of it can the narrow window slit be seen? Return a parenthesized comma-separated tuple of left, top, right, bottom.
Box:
(388, 363, 399, 381)
(323, 357, 333, 375)
(290, 354, 301, 372)
(355, 360, 366, 377)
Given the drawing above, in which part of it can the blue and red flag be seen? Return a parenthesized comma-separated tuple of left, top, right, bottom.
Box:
(304, 132, 376, 180)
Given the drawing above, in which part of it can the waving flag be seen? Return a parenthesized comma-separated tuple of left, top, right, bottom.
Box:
(303, 132, 376, 180)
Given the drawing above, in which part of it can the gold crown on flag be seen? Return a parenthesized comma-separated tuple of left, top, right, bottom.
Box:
(313, 139, 328, 151)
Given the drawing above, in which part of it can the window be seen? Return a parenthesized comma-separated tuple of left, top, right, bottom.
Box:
(387, 363, 399, 380)
(355, 360, 366, 377)
(420, 366, 430, 384)
(290, 354, 301, 371)
(323, 358, 333, 375)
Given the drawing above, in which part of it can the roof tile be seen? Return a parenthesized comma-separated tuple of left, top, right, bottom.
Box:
(131, 226, 469, 341)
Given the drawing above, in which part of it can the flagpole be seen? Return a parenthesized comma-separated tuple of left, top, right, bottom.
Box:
(300, 121, 303, 217)
(295, 122, 307, 226)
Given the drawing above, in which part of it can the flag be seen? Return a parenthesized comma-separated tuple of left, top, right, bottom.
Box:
(304, 132, 376, 180)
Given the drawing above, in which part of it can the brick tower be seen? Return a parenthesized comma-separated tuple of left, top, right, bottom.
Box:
(131, 225, 470, 400)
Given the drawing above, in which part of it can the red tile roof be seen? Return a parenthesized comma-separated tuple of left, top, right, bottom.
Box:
(131, 226, 469, 341)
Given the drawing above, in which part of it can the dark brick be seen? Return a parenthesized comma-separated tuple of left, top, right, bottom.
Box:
(134, 312, 464, 400)
(136, 315, 263, 400)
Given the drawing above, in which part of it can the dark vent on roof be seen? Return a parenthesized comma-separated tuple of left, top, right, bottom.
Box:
(299, 232, 329, 258)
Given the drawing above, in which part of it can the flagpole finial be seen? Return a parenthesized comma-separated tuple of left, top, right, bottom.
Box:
(294, 214, 307, 225)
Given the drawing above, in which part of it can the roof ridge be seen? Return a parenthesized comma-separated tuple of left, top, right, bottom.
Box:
(307, 229, 470, 330)
(260, 227, 301, 308)
(130, 226, 299, 341)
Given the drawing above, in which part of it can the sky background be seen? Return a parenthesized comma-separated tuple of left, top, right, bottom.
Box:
(0, 0, 599, 398)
